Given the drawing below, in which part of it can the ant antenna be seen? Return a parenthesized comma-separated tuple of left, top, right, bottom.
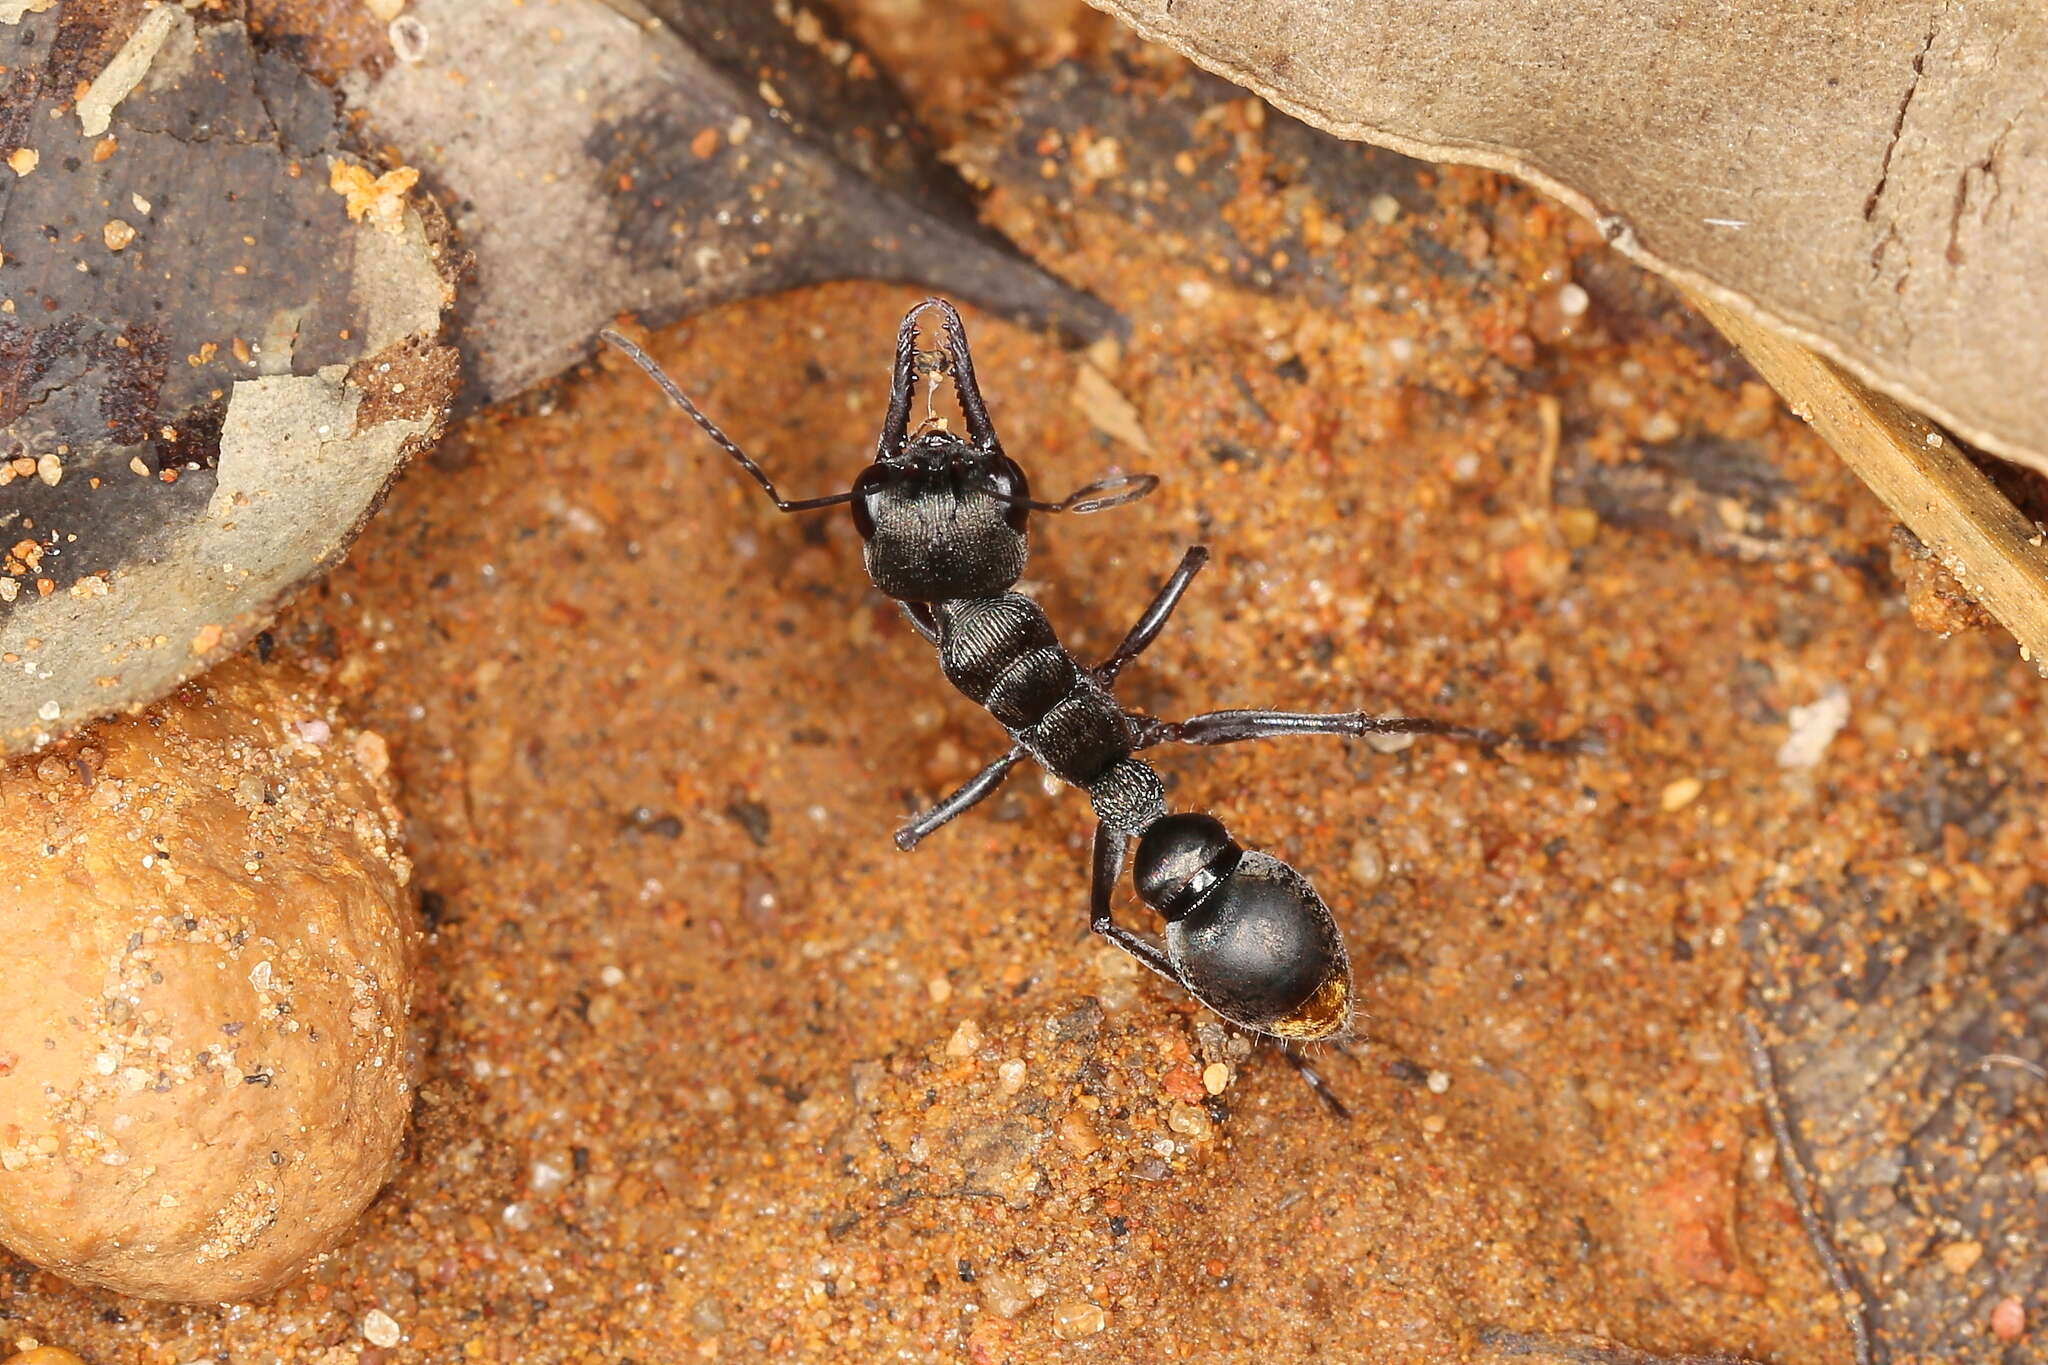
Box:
(599, 328, 858, 513)
(978, 471, 1160, 516)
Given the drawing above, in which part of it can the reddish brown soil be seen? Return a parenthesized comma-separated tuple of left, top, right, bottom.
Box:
(9, 5, 2043, 1364)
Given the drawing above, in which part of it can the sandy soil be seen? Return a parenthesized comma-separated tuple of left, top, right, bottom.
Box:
(9, 4, 2043, 1363)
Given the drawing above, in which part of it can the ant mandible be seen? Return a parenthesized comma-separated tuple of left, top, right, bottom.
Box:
(601, 300, 1583, 1070)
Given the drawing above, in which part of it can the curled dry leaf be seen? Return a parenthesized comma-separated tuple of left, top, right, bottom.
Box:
(335, 0, 1120, 404)
(1084, 0, 2048, 475)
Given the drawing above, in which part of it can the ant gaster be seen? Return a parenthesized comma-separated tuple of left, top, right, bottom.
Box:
(601, 301, 1581, 1052)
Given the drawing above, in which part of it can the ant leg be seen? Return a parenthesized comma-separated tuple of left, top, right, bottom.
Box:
(1087, 821, 1178, 982)
(895, 744, 1027, 851)
(1131, 708, 1590, 756)
(899, 601, 940, 645)
(1276, 1041, 1353, 1119)
(599, 330, 859, 514)
(1095, 546, 1210, 685)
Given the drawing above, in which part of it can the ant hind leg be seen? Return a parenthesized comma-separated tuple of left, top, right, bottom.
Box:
(1086, 821, 1178, 982)
(1276, 1040, 1353, 1119)
(1132, 707, 1593, 757)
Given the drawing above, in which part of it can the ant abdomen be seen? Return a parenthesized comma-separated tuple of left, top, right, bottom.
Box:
(1134, 813, 1353, 1040)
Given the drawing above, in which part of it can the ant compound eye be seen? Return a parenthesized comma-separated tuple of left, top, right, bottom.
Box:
(986, 455, 1032, 532)
(849, 463, 892, 540)
(1158, 850, 1352, 1040)
(1134, 813, 1239, 921)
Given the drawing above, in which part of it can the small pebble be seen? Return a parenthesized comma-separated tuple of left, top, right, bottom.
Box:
(1057, 1110, 1100, 1157)
(997, 1058, 1027, 1095)
(1051, 1299, 1107, 1339)
(360, 1309, 402, 1348)
(5, 1350, 90, 1365)
(978, 1270, 1031, 1319)
(1166, 1103, 1213, 1140)
(1363, 725, 1416, 755)
(389, 15, 430, 63)
(925, 975, 951, 1004)
(1347, 837, 1385, 888)
(1425, 1069, 1451, 1094)
(1660, 776, 1703, 811)
(1938, 1239, 1983, 1275)
(1991, 1295, 2026, 1341)
(1201, 1061, 1231, 1094)
(1420, 1114, 1447, 1134)
(944, 1018, 982, 1058)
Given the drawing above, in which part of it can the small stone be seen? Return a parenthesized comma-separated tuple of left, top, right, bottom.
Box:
(1367, 192, 1401, 224)
(1166, 1103, 1213, 1140)
(1938, 1240, 1983, 1275)
(1201, 1062, 1230, 1095)
(35, 453, 61, 486)
(1661, 776, 1703, 811)
(389, 15, 430, 64)
(1347, 837, 1385, 887)
(1362, 723, 1416, 756)
(7, 148, 38, 177)
(997, 1059, 1027, 1095)
(1420, 1113, 1447, 1134)
(361, 1309, 402, 1348)
(1161, 1064, 1205, 1104)
(1557, 505, 1601, 548)
(1051, 1299, 1107, 1339)
(944, 1018, 982, 1058)
(6, 1349, 90, 1365)
(1057, 1110, 1100, 1157)
(978, 1270, 1031, 1319)
(1425, 1069, 1451, 1094)
(925, 975, 951, 1004)
(352, 730, 392, 779)
(102, 219, 135, 251)
(1991, 1296, 2026, 1342)
(362, 0, 405, 19)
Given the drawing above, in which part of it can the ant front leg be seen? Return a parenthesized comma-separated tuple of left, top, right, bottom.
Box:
(895, 744, 1027, 851)
(898, 601, 940, 645)
(1086, 821, 1178, 982)
(1095, 545, 1210, 685)
(1131, 708, 1591, 757)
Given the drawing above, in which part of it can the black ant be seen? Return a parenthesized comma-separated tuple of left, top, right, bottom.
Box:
(600, 300, 1584, 1092)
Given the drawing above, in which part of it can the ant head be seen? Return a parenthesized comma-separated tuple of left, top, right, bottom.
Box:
(850, 300, 1035, 602)
(1134, 814, 1353, 1040)
(849, 435, 1031, 601)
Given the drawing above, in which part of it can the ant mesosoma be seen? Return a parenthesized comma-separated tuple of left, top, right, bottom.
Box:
(600, 299, 1583, 1104)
